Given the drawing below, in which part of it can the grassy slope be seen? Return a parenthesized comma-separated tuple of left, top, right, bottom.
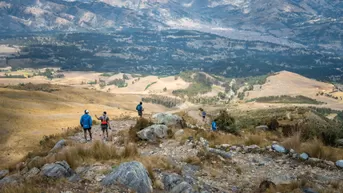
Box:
(0, 85, 136, 168)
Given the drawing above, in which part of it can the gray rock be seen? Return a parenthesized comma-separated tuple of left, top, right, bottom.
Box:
(50, 139, 66, 152)
(336, 139, 343, 146)
(303, 188, 318, 193)
(0, 170, 9, 180)
(152, 113, 183, 127)
(299, 153, 309, 160)
(323, 160, 335, 167)
(102, 161, 153, 193)
(271, 144, 287, 153)
(0, 175, 19, 186)
(336, 160, 343, 168)
(208, 148, 232, 159)
(28, 156, 45, 169)
(25, 167, 40, 179)
(255, 125, 269, 130)
(41, 161, 74, 178)
(244, 145, 260, 152)
(308, 158, 321, 164)
(137, 124, 170, 142)
(68, 174, 82, 182)
(289, 149, 296, 154)
(170, 181, 193, 193)
(199, 137, 209, 147)
(163, 173, 184, 191)
(174, 130, 185, 138)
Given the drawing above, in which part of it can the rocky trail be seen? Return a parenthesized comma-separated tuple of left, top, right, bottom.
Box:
(0, 113, 343, 193)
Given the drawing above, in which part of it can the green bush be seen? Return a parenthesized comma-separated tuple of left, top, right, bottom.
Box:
(250, 95, 325, 105)
(215, 110, 239, 135)
(108, 79, 127, 88)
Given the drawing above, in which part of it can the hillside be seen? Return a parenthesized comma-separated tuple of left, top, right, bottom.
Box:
(0, 84, 172, 168)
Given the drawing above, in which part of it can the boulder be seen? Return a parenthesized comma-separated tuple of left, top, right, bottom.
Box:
(308, 158, 321, 164)
(0, 175, 18, 186)
(255, 125, 269, 131)
(170, 181, 193, 193)
(271, 144, 287, 153)
(199, 137, 209, 147)
(299, 153, 309, 160)
(336, 139, 343, 146)
(0, 170, 9, 180)
(50, 139, 66, 152)
(207, 148, 232, 159)
(137, 124, 170, 142)
(102, 161, 153, 193)
(336, 160, 343, 168)
(163, 173, 184, 191)
(302, 188, 318, 193)
(41, 161, 74, 178)
(28, 156, 45, 169)
(24, 167, 40, 179)
(152, 113, 183, 127)
(163, 173, 193, 193)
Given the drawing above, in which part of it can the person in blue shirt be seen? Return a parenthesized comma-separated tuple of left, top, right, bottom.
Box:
(80, 109, 92, 141)
(136, 102, 144, 118)
(211, 119, 217, 132)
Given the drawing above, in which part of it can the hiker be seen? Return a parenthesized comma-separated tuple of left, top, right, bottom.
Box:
(95, 111, 110, 140)
(211, 119, 217, 132)
(136, 102, 144, 118)
(80, 109, 92, 141)
(202, 110, 207, 122)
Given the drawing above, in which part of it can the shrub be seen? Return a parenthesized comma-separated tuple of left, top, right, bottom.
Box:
(215, 110, 239, 135)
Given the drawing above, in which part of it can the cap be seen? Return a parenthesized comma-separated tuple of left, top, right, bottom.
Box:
(85, 109, 89, 114)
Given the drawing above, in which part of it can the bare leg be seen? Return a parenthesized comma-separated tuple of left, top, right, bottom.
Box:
(88, 129, 92, 140)
(84, 130, 87, 141)
(106, 128, 108, 138)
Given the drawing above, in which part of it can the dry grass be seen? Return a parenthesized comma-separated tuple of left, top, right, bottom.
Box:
(194, 130, 242, 147)
(300, 138, 343, 162)
(1, 183, 41, 193)
(281, 132, 302, 151)
(244, 134, 265, 146)
(184, 156, 202, 165)
(28, 141, 139, 170)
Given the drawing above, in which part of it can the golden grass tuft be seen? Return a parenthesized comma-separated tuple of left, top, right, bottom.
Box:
(244, 134, 265, 146)
(300, 138, 341, 162)
(281, 132, 302, 151)
(184, 156, 202, 165)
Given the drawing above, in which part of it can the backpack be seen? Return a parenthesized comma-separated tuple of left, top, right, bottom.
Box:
(101, 115, 108, 125)
(136, 104, 141, 111)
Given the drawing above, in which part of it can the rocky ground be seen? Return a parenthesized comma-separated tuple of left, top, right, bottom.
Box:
(0, 113, 343, 193)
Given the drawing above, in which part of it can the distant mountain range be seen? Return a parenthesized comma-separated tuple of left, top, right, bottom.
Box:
(1, 0, 342, 51)
(0, 0, 342, 81)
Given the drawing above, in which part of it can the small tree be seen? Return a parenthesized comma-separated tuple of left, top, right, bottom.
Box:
(123, 74, 129, 80)
(215, 110, 239, 135)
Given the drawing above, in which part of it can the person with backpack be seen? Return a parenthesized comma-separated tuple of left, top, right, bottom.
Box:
(95, 111, 111, 140)
(202, 110, 207, 122)
(136, 102, 143, 118)
(211, 119, 217, 132)
(80, 109, 92, 141)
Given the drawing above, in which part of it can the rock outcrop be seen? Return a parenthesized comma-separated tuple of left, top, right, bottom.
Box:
(137, 124, 170, 142)
(50, 139, 66, 152)
(102, 161, 153, 193)
(152, 113, 183, 127)
(41, 161, 74, 178)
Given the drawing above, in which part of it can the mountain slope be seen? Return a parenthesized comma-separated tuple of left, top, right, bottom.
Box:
(0, 0, 342, 51)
